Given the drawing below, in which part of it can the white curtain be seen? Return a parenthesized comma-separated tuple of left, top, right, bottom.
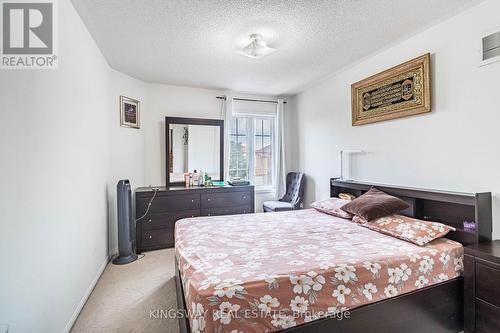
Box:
(221, 94, 233, 181)
(276, 98, 287, 198)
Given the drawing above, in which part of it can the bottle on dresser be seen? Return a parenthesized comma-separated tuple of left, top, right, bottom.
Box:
(192, 170, 198, 186)
(199, 171, 204, 186)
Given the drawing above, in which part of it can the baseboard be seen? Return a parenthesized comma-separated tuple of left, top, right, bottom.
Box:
(109, 247, 118, 257)
(62, 256, 109, 333)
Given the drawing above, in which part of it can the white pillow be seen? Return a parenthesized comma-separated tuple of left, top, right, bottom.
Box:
(311, 198, 354, 219)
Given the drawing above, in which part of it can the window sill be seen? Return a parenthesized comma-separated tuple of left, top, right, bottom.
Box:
(255, 187, 276, 194)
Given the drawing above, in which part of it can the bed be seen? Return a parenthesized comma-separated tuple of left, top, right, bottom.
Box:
(175, 180, 492, 333)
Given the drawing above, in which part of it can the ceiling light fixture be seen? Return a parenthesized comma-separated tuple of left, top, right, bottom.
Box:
(238, 34, 276, 59)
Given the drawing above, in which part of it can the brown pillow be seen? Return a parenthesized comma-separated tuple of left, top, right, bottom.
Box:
(341, 187, 409, 221)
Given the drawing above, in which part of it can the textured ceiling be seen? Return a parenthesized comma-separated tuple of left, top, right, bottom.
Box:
(71, 0, 480, 95)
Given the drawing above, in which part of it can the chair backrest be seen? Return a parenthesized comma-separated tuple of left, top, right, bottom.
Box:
(280, 172, 305, 209)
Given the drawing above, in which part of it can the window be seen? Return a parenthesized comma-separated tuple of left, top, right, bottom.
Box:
(254, 118, 273, 187)
(229, 114, 276, 190)
(229, 117, 248, 180)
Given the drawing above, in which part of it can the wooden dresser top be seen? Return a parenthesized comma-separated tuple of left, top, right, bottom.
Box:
(465, 240, 500, 265)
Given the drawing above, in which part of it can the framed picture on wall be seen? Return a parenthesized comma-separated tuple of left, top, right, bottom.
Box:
(120, 96, 140, 129)
(351, 53, 431, 126)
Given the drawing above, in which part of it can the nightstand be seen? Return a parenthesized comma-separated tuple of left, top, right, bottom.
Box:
(464, 240, 500, 333)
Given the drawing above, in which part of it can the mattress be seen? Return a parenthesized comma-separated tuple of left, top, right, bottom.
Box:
(175, 209, 463, 333)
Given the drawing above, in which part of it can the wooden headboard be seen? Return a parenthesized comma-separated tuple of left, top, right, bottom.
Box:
(330, 179, 492, 246)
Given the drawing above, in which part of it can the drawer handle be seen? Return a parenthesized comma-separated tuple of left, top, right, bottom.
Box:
(208, 213, 211, 216)
(207, 198, 211, 202)
(149, 236, 152, 239)
(243, 196, 247, 199)
(191, 199, 194, 203)
(243, 210, 247, 213)
(148, 219, 152, 223)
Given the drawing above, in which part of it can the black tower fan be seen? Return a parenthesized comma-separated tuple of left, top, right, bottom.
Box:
(113, 180, 138, 265)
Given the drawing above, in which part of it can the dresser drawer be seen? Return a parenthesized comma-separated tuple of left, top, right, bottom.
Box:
(201, 191, 252, 209)
(201, 205, 253, 217)
(142, 227, 174, 249)
(476, 299, 500, 333)
(476, 261, 500, 308)
(141, 210, 200, 231)
(137, 194, 200, 214)
(141, 213, 172, 231)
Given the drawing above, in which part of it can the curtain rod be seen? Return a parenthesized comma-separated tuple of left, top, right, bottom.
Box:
(216, 96, 286, 104)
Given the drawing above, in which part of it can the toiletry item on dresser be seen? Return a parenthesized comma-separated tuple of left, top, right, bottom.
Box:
(184, 173, 190, 187)
(193, 170, 199, 186)
(199, 171, 204, 186)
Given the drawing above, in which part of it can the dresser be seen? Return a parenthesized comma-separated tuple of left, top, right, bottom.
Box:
(135, 185, 254, 253)
(464, 240, 500, 333)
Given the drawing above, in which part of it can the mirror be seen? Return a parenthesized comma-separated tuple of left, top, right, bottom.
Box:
(166, 117, 224, 185)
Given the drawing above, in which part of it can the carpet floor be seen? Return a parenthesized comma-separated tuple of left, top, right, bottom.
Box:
(71, 249, 179, 333)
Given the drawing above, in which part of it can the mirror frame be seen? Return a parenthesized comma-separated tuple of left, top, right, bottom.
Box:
(165, 116, 224, 186)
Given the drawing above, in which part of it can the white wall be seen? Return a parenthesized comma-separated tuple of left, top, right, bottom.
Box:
(294, 0, 500, 238)
(0, 1, 146, 332)
(107, 70, 146, 256)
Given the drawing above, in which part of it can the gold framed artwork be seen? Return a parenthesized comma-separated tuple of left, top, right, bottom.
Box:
(120, 96, 140, 129)
(351, 53, 431, 126)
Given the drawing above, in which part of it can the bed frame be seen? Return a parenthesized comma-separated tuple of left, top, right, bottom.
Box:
(175, 179, 492, 333)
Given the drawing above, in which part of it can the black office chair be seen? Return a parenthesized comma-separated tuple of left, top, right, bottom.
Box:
(263, 172, 305, 212)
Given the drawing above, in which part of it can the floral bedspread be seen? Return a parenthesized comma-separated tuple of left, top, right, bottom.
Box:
(175, 209, 463, 333)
